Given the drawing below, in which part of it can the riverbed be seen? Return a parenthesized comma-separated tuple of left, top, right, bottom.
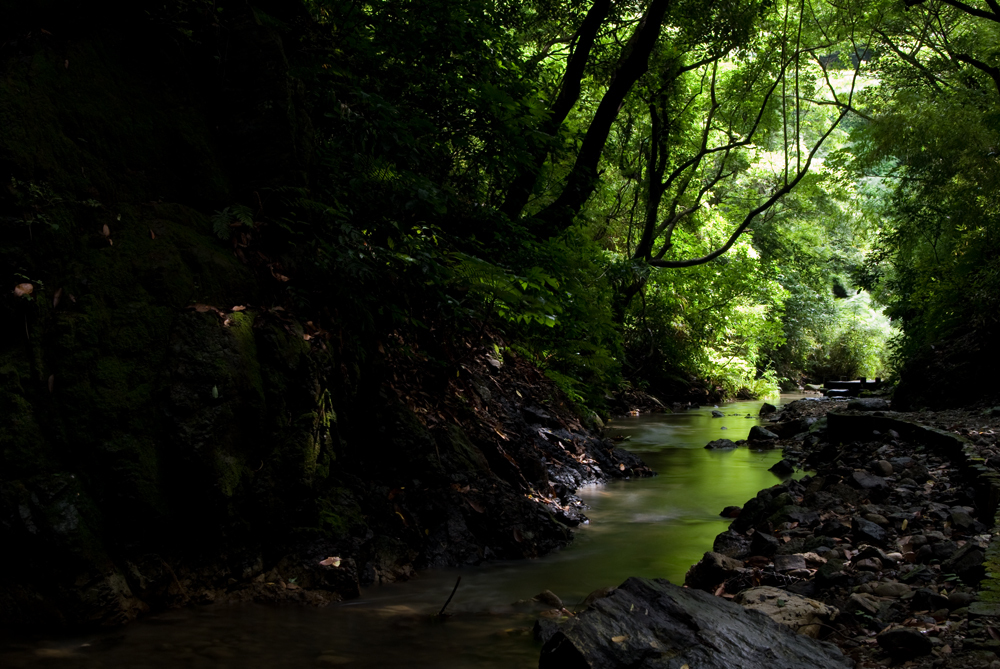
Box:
(2, 395, 811, 668)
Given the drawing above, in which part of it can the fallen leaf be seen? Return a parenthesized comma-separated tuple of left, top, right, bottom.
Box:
(101, 224, 110, 237)
(13, 283, 33, 297)
(611, 636, 628, 643)
(466, 498, 485, 514)
(319, 556, 341, 568)
(47, 375, 54, 393)
(619, 463, 626, 471)
(901, 519, 908, 531)
(150, 228, 156, 239)
(64, 59, 69, 69)
(513, 528, 523, 543)
(52, 287, 62, 308)
(231, 305, 246, 312)
(192, 304, 217, 313)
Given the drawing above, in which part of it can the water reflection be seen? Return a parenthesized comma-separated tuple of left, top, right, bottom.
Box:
(2, 396, 808, 668)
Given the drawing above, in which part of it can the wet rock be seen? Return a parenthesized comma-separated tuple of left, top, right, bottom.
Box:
(769, 459, 795, 477)
(539, 577, 852, 669)
(735, 586, 840, 638)
(685, 552, 744, 590)
(534, 590, 563, 608)
(719, 506, 742, 518)
(705, 439, 737, 450)
(759, 403, 777, 416)
(877, 626, 933, 659)
(534, 617, 561, 644)
(713, 530, 751, 559)
(848, 398, 890, 411)
(712, 410, 725, 418)
(748, 426, 779, 441)
(852, 517, 888, 546)
(874, 460, 894, 476)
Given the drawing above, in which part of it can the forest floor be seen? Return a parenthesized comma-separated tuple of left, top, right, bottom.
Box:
(680, 396, 1000, 668)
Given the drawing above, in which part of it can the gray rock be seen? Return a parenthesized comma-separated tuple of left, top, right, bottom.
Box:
(685, 552, 744, 590)
(942, 543, 986, 586)
(850, 471, 887, 492)
(750, 532, 781, 557)
(713, 530, 751, 559)
(759, 403, 777, 416)
(748, 425, 779, 440)
(874, 459, 894, 476)
(874, 582, 911, 598)
(705, 439, 737, 450)
(852, 517, 887, 546)
(848, 397, 890, 411)
(534, 590, 563, 608)
(948, 591, 976, 610)
(769, 459, 795, 477)
(538, 577, 853, 669)
(847, 592, 880, 616)
(774, 554, 807, 572)
(712, 410, 725, 418)
(877, 626, 932, 659)
(950, 509, 976, 530)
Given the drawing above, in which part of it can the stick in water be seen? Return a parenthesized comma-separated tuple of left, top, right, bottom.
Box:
(438, 576, 462, 617)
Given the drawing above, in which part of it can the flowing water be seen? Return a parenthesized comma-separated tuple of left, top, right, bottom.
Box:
(3, 394, 812, 668)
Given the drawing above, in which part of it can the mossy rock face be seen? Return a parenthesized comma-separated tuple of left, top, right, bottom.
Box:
(0, 10, 328, 627)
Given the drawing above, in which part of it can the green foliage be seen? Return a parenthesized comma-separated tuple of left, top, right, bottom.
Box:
(211, 204, 255, 241)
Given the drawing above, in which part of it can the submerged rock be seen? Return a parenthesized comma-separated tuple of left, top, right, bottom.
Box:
(538, 577, 852, 669)
(748, 425, 779, 440)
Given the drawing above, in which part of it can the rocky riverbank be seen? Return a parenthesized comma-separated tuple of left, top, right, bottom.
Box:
(681, 397, 1000, 668)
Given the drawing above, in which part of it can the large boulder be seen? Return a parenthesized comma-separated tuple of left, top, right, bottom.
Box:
(538, 577, 852, 669)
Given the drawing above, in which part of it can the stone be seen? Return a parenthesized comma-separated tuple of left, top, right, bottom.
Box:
(874, 582, 911, 598)
(846, 592, 880, 616)
(942, 544, 986, 586)
(713, 530, 751, 559)
(750, 532, 781, 557)
(774, 554, 807, 572)
(852, 517, 888, 546)
(748, 425, 779, 441)
(705, 439, 738, 450)
(854, 558, 882, 571)
(538, 578, 852, 669)
(684, 552, 745, 590)
(877, 626, 933, 659)
(863, 513, 889, 527)
(769, 459, 795, 477)
(850, 471, 888, 492)
(912, 589, 950, 612)
(534, 590, 563, 608)
(848, 398, 890, 411)
(734, 586, 840, 638)
(950, 509, 976, 530)
(719, 505, 742, 518)
(712, 410, 725, 418)
(948, 592, 976, 610)
(874, 459, 894, 476)
(759, 403, 777, 416)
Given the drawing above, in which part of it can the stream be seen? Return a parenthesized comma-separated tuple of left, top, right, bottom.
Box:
(2, 394, 811, 668)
